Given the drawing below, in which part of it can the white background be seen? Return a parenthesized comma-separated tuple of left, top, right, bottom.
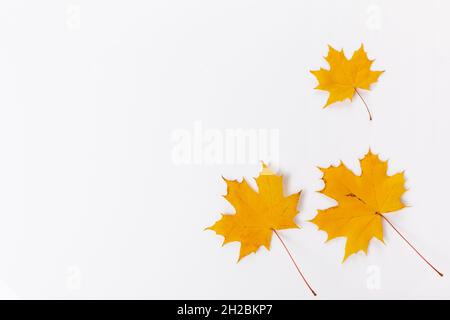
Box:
(0, 0, 449, 299)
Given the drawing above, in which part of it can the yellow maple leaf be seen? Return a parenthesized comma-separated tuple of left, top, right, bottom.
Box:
(312, 151, 406, 261)
(207, 164, 301, 261)
(310, 44, 384, 112)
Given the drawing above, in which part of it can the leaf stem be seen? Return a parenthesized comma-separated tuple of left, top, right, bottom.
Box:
(354, 88, 373, 121)
(272, 229, 317, 296)
(376, 213, 443, 277)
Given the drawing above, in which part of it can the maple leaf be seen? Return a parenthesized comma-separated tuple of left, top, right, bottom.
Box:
(312, 150, 406, 261)
(207, 164, 301, 261)
(310, 44, 384, 119)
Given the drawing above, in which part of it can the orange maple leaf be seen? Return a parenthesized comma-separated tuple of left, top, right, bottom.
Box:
(311, 44, 384, 119)
(312, 151, 406, 261)
(207, 164, 301, 261)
